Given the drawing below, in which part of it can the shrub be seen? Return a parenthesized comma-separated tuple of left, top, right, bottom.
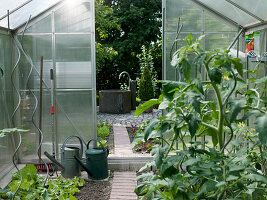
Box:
(138, 66, 154, 101)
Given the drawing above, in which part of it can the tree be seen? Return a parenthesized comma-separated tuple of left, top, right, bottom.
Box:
(95, 0, 162, 90)
(95, 0, 120, 90)
(111, 0, 162, 76)
(138, 66, 154, 101)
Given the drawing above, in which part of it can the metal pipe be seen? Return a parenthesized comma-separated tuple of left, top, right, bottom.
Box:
(227, 28, 244, 50)
(38, 56, 44, 163)
(119, 71, 131, 90)
(7, 10, 10, 31)
(50, 69, 56, 159)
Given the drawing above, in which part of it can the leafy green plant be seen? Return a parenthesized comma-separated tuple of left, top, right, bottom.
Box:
(0, 128, 28, 138)
(138, 66, 154, 101)
(137, 45, 158, 95)
(97, 122, 112, 148)
(0, 164, 84, 200)
(133, 34, 267, 199)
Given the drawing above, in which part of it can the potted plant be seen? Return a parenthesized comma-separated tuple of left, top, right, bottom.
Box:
(138, 66, 154, 112)
(133, 34, 267, 199)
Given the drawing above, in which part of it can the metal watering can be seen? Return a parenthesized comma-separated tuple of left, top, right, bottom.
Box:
(44, 136, 83, 178)
(74, 139, 109, 180)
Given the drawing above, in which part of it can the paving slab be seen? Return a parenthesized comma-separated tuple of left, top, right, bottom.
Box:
(109, 171, 137, 200)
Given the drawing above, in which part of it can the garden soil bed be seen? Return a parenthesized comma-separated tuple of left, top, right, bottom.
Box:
(75, 172, 113, 200)
(127, 126, 156, 154)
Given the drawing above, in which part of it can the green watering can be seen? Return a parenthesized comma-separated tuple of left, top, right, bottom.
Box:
(44, 136, 83, 178)
(74, 139, 109, 180)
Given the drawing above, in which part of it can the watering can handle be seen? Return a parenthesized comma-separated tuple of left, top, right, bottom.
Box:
(87, 139, 106, 152)
(62, 136, 83, 158)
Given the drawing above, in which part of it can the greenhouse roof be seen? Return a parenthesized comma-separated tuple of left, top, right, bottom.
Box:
(0, 0, 62, 30)
(190, 0, 267, 31)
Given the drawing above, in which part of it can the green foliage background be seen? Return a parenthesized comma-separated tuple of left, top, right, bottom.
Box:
(95, 0, 162, 90)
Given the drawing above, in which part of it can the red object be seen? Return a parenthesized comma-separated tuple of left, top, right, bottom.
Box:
(51, 106, 55, 114)
(35, 163, 54, 172)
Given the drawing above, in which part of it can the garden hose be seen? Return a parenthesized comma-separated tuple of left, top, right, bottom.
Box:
(221, 70, 237, 153)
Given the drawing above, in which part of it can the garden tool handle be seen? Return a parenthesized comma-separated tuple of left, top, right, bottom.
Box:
(62, 136, 83, 158)
(87, 139, 107, 154)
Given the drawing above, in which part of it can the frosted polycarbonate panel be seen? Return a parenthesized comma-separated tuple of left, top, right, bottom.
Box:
(0, 0, 61, 29)
(19, 90, 52, 160)
(0, 135, 14, 174)
(55, 34, 91, 62)
(205, 33, 236, 50)
(205, 13, 236, 32)
(56, 62, 92, 89)
(166, 33, 201, 81)
(0, 33, 14, 177)
(56, 90, 95, 144)
(232, 0, 267, 21)
(0, 0, 28, 18)
(166, 0, 202, 32)
(198, 0, 259, 27)
(55, 1, 91, 33)
(25, 15, 52, 33)
(20, 35, 52, 62)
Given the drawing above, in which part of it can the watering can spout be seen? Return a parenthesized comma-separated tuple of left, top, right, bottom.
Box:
(44, 151, 65, 171)
(74, 155, 92, 176)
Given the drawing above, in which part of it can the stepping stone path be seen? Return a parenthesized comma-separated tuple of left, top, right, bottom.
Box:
(113, 125, 133, 156)
(104, 110, 161, 200)
(109, 171, 137, 200)
(109, 124, 140, 199)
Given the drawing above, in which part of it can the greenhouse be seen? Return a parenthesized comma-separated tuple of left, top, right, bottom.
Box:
(0, 0, 266, 199)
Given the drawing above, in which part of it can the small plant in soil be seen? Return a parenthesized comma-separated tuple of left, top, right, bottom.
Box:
(133, 34, 267, 199)
(97, 121, 112, 148)
(0, 164, 85, 200)
(131, 122, 161, 153)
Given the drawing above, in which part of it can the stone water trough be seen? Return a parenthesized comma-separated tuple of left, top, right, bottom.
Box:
(99, 89, 131, 114)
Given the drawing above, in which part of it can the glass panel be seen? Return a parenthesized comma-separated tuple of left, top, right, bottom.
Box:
(55, 1, 91, 33)
(199, 0, 259, 27)
(166, 0, 202, 32)
(25, 15, 52, 33)
(55, 34, 91, 62)
(0, 0, 61, 29)
(205, 33, 236, 50)
(205, 12, 237, 32)
(232, 0, 267, 21)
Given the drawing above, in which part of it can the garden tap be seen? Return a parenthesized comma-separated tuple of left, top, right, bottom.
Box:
(119, 71, 131, 90)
